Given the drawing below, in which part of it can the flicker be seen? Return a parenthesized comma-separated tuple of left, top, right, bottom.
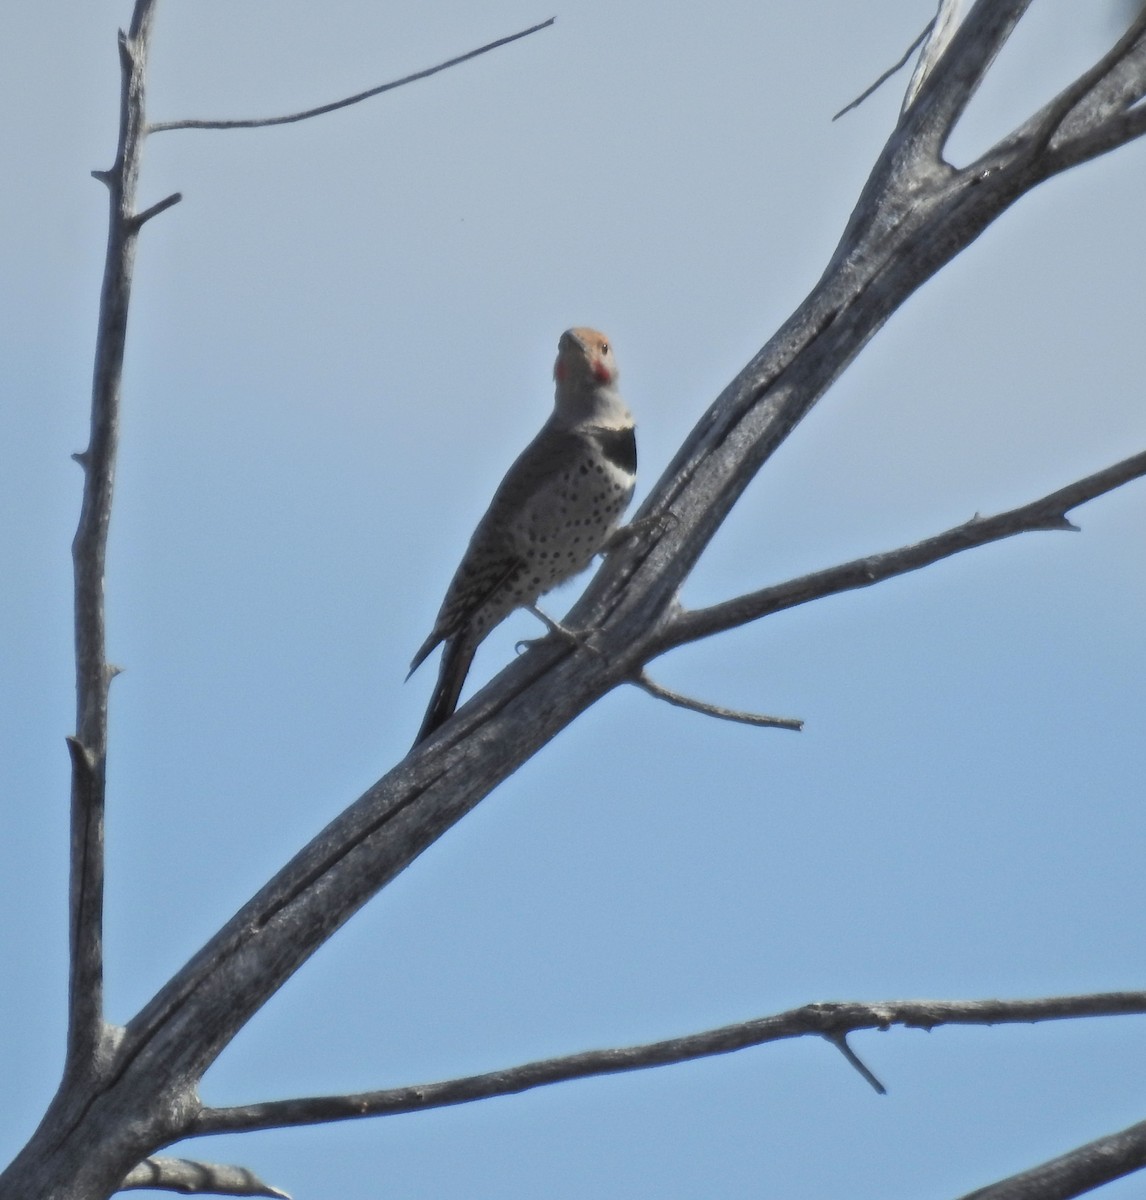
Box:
(409, 327, 636, 745)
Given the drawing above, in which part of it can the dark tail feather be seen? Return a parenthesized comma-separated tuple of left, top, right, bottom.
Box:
(413, 636, 476, 745)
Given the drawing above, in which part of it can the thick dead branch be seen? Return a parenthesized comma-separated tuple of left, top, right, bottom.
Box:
(1025, 10, 1146, 160)
(975, 10, 1146, 178)
(658, 450, 1146, 654)
(955, 1117, 1146, 1200)
(10, 5, 1146, 1198)
(892, 0, 1030, 159)
(903, 0, 969, 112)
(1048, 12, 1146, 147)
(1048, 104, 1146, 172)
(188, 992, 1146, 1136)
(119, 1157, 289, 1198)
(633, 673, 803, 731)
(148, 19, 555, 133)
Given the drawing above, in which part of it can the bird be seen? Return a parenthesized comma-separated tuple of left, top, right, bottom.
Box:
(408, 327, 636, 745)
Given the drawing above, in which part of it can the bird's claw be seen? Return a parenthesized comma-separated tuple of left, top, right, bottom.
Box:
(515, 605, 603, 657)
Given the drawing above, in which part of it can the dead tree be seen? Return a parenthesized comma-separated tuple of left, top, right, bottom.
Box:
(4, 2, 1146, 1198)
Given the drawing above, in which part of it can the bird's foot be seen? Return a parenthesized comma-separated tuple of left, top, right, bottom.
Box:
(515, 604, 603, 656)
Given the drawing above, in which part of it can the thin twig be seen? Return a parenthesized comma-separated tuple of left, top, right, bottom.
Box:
(189, 992, 1146, 1136)
(833, 20, 934, 121)
(148, 18, 555, 133)
(825, 1032, 887, 1095)
(120, 1157, 290, 1198)
(129, 190, 182, 230)
(633, 673, 803, 732)
(661, 449, 1146, 654)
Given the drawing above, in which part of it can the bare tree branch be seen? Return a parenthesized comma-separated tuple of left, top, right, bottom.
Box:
(10, 6, 1146, 1198)
(129, 190, 182, 230)
(893, 0, 1031, 159)
(1047, 11, 1146, 149)
(1022, 9, 1146, 159)
(902, 0, 968, 113)
(119, 1157, 290, 1198)
(632, 672, 803, 731)
(955, 1118, 1146, 1200)
(658, 450, 1146, 654)
(1046, 103, 1146, 174)
(976, 9, 1146, 173)
(67, 0, 164, 1081)
(188, 993, 1146, 1136)
(832, 20, 934, 121)
(148, 18, 555, 133)
(825, 1033, 886, 1095)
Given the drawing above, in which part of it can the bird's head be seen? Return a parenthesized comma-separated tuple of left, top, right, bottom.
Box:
(553, 327, 618, 389)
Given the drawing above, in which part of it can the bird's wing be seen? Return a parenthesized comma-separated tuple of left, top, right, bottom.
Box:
(407, 551, 522, 677)
(408, 425, 588, 678)
(481, 426, 589, 528)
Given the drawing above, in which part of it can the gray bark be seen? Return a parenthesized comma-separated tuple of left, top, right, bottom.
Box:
(6, 2, 1146, 1198)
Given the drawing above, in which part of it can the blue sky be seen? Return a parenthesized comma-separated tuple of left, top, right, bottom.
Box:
(2, 2, 1145, 1197)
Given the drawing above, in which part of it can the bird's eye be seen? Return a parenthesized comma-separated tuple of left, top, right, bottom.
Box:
(600, 342, 609, 354)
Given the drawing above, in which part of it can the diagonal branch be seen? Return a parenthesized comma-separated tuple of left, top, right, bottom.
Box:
(969, 9, 1146, 183)
(1042, 101, 1146, 177)
(1013, 9, 1146, 161)
(119, 1157, 289, 1198)
(129, 190, 182, 230)
(1045, 10, 1146, 150)
(148, 18, 554, 133)
(633, 672, 803, 731)
(891, 0, 1032, 157)
(189, 992, 1146, 1137)
(658, 450, 1146, 655)
(826, 1032, 886, 1095)
(832, 19, 934, 122)
(955, 1117, 1146, 1200)
(901, 0, 968, 114)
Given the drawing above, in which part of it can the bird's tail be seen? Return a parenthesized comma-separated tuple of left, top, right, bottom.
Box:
(413, 636, 476, 746)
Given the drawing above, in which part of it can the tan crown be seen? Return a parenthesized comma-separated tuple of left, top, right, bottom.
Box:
(554, 326, 617, 385)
